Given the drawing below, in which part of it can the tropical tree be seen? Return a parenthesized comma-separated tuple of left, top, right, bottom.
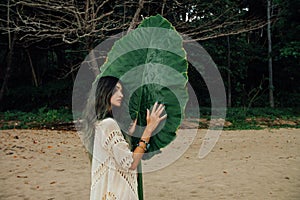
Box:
(0, 0, 269, 110)
(267, 0, 274, 107)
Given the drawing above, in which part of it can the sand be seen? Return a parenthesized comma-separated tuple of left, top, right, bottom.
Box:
(0, 128, 299, 200)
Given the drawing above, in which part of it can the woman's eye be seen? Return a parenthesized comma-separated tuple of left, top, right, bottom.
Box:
(113, 88, 121, 94)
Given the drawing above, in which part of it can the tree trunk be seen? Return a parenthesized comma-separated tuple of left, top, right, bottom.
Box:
(161, 0, 166, 15)
(26, 49, 38, 87)
(267, 0, 274, 107)
(227, 35, 232, 107)
(0, 33, 16, 103)
(0, 0, 15, 103)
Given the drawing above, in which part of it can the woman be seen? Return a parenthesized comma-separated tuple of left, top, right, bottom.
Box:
(82, 76, 167, 200)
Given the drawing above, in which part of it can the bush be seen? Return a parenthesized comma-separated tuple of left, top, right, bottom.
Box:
(0, 107, 73, 129)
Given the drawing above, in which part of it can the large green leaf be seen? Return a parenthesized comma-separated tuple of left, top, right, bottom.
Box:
(97, 14, 188, 159)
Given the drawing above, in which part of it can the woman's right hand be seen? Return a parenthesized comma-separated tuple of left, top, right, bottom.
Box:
(145, 102, 167, 134)
(129, 102, 167, 170)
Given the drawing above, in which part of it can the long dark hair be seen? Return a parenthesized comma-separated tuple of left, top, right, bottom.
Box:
(81, 76, 119, 159)
(95, 76, 119, 119)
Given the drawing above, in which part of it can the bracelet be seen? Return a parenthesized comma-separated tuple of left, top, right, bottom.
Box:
(136, 144, 146, 152)
(139, 139, 150, 151)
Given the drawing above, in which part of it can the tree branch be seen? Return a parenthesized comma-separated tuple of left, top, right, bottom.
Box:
(127, 0, 144, 33)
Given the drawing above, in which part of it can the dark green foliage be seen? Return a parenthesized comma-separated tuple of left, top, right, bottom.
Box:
(184, 106, 299, 130)
(187, 107, 300, 120)
(1, 107, 297, 130)
(2, 79, 72, 111)
(98, 14, 189, 158)
(0, 107, 73, 129)
(0, 1, 299, 129)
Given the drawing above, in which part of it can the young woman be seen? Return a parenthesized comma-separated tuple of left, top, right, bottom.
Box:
(82, 76, 167, 200)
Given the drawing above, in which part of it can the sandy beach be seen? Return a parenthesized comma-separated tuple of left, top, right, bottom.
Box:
(1, 128, 299, 200)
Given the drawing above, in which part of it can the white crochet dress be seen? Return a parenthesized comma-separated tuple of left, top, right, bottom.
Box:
(90, 118, 138, 200)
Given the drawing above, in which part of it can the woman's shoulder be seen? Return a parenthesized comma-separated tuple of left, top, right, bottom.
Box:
(95, 118, 120, 130)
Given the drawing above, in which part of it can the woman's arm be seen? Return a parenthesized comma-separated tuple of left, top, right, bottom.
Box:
(129, 102, 167, 170)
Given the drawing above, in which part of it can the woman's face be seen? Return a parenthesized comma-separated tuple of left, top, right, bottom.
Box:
(110, 82, 124, 107)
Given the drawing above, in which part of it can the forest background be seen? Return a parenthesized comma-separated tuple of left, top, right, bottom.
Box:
(0, 0, 299, 130)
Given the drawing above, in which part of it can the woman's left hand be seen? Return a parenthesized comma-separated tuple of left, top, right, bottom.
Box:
(128, 119, 137, 135)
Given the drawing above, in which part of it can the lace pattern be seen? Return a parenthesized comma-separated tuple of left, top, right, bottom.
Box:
(102, 192, 117, 200)
(103, 129, 126, 150)
(91, 158, 109, 190)
(102, 128, 133, 171)
(90, 118, 138, 200)
(117, 168, 137, 195)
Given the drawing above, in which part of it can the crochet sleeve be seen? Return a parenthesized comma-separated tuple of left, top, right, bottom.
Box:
(96, 118, 134, 170)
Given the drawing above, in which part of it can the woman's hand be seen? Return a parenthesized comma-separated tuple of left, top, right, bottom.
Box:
(145, 102, 167, 134)
(129, 102, 167, 170)
(128, 102, 166, 136)
(128, 119, 137, 135)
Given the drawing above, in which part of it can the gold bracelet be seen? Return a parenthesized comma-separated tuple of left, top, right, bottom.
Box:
(139, 139, 150, 151)
(136, 144, 146, 152)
